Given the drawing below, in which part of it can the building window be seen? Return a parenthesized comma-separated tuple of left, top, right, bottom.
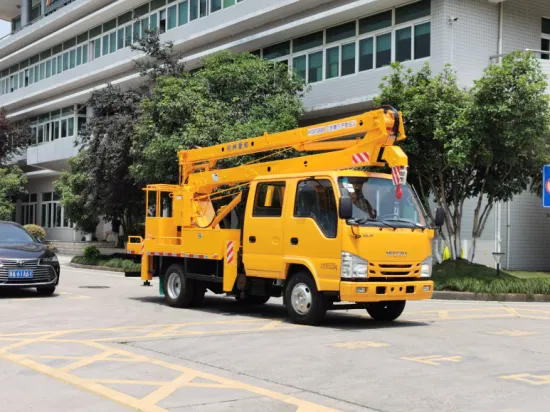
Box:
(542, 18, 550, 60)
(20, 194, 38, 226)
(260, 2, 430, 85)
(41, 192, 72, 228)
(27, 105, 81, 146)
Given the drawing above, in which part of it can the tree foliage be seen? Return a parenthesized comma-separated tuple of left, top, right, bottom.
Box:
(54, 87, 144, 238)
(131, 51, 306, 184)
(376, 51, 550, 260)
(0, 108, 31, 221)
(375, 62, 472, 258)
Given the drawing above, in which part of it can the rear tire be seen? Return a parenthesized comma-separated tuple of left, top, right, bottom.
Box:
(36, 286, 56, 296)
(235, 295, 270, 305)
(285, 272, 326, 325)
(192, 284, 206, 306)
(366, 301, 406, 322)
(163, 264, 195, 308)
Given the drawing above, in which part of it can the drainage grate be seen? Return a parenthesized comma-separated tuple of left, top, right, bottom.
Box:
(78, 286, 110, 289)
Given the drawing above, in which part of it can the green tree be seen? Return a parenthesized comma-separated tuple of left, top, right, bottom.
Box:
(54, 29, 183, 241)
(375, 63, 472, 259)
(467, 51, 550, 261)
(131, 51, 306, 184)
(0, 108, 31, 221)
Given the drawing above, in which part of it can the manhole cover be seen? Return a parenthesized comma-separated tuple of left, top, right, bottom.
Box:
(78, 286, 110, 289)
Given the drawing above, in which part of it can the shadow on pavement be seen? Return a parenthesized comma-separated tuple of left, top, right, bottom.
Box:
(0, 287, 57, 299)
(129, 295, 427, 329)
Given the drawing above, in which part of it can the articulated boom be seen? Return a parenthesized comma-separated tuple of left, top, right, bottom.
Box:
(178, 106, 407, 192)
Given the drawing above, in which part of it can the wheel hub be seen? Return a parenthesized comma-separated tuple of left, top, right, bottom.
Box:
(291, 283, 312, 315)
(166, 272, 182, 299)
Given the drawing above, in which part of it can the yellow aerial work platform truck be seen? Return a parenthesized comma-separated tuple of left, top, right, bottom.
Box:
(127, 106, 445, 325)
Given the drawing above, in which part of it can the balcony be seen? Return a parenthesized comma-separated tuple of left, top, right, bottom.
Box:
(0, 0, 116, 60)
(26, 136, 79, 170)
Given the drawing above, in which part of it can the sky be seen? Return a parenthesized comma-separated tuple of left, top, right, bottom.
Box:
(0, 20, 9, 38)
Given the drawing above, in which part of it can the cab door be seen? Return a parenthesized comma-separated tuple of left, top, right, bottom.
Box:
(243, 181, 286, 278)
(283, 178, 341, 291)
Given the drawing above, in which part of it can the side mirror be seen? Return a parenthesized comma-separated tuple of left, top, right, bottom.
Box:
(434, 207, 445, 227)
(339, 196, 353, 220)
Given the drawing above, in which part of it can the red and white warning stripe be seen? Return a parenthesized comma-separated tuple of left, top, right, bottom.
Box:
(392, 166, 409, 185)
(352, 152, 370, 164)
(145, 252, 218, 259)
(226, 241, 235, 265)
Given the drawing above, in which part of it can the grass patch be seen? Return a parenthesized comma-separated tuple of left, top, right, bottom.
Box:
(506, 271, 550, 279)
(433, 259, 550, 296)
(72, 254, 141, 272)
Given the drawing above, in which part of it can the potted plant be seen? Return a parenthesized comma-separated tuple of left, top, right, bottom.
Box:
(78, 215, 100, 242)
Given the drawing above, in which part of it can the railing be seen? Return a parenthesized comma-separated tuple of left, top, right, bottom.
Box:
(489, 49, 550, 63)
(0, 0, 110, 42)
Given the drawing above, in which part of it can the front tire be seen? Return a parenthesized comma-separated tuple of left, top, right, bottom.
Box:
(366, 301, 406, 321)
(285, 272, 326, 325)
(163, 264, 195, 308)
(36, 286, 56, 296)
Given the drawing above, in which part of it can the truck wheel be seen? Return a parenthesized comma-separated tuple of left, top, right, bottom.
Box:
(192, 284, 206, 306)
(235, 295, 270, 305)
(285, 272, 326, 325)
(164, 264, 195, 308)
(366, 301, 406, 322)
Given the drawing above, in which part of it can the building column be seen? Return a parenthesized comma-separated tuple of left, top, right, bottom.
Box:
(20, 0, 32, 26)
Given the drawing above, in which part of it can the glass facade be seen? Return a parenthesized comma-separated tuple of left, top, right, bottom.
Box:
(257, 1, 431, 84)
(0, 0, 247, 97)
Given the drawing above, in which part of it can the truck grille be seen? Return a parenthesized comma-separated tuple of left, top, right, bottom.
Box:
(0, 259, 56, 285)
(369, 262, 420, 277)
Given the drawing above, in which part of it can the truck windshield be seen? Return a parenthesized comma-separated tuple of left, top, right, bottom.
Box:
(338, 177, 429, 228)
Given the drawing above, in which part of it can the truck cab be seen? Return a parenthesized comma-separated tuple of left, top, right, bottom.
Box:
(241, 170, 435, 324)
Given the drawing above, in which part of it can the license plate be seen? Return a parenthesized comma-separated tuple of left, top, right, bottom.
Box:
(8, 269, 33, 279)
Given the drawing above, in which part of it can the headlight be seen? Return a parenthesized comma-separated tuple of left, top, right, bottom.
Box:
(420, 256, 432, 278)
(41, 256, 58, 264)
(341, 252, 369, 279)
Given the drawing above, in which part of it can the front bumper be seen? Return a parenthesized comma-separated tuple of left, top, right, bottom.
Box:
(340, 280, 433, 303)
(0, 264, 59, 287)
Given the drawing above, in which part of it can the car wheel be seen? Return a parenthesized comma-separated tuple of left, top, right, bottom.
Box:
(285, 272, 326, 326)
(36, 286, 56, 296)
(366, 301, 406, 321)
(163, 264, 195, 308)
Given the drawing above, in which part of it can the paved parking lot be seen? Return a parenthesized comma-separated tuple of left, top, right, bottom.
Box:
(1, 266, 549, 412)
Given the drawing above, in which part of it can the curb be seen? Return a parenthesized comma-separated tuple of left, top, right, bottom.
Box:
(433, 291, 550, 303)
(69, 263, 127, 273)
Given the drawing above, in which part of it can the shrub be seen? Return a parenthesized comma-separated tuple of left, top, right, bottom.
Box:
(83, 245, 101, 261)
(24, 224, 46, 242)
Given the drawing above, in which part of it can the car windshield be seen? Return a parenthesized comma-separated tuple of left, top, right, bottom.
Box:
(0, 224, 36, 243)
(338, 177, 429, 228)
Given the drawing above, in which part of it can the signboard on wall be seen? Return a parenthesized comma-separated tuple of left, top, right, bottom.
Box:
(543, 165, 550, 208)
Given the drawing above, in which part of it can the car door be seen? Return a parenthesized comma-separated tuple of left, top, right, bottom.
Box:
(242, 180, 286, 278)
(283, 178, 341, 291)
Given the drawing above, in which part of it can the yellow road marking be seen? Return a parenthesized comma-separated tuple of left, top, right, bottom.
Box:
(60, 350, 114, 372)
(0, 322, 340, 412)
(488, 330, 538, 337)
(501, 373, 550, 385)
(503, 306, 521, 317)
(329, 341, 389, 349)
(401, 355, 463, 366)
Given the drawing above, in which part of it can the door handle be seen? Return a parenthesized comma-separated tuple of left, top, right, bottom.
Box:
(290, 237, 299, 245)
(249, 236, 256, 243)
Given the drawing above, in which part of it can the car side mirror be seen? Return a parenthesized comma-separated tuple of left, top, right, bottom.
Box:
(339, 196, 353, 220)
(435, 207, 445, 227)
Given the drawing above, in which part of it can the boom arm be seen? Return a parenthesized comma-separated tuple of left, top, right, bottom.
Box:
(178, 106, 408, 194)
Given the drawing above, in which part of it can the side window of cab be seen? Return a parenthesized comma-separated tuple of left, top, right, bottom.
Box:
(253, 182, 286, 217)
(294, 179, 337, 238)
